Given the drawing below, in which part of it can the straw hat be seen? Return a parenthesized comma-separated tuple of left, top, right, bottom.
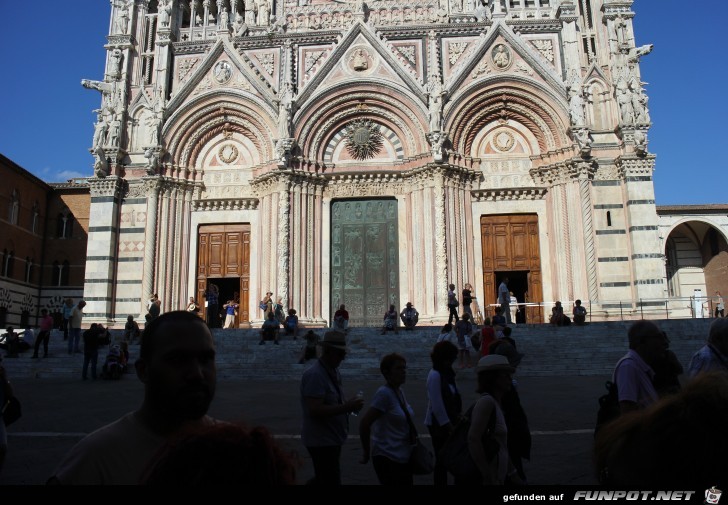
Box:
(475, 354, 516, 374)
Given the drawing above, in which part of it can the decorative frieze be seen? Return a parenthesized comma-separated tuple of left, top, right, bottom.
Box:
(192, 198, 259, 211)
(88, 177, 123, 198)
(529, 39, 554, 63)
(471, 187, 547, 201)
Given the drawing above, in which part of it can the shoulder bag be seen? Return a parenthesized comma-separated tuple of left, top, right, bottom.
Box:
(391, 387, 435, 475)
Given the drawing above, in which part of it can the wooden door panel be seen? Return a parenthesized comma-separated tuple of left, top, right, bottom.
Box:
(225, 232, 241, 276)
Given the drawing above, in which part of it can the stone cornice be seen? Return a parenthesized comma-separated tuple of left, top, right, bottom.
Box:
(192, 198, 259, 211)
(529, 158, 597, 186)
(471, 187, 548, 201)
(173, 41, 215, 55)
(617, 154, 656, 177)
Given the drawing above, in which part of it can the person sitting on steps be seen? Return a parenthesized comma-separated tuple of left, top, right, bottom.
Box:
(259, 312, 280, 345)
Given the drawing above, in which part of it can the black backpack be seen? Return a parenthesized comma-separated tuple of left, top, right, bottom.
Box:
(594, 380, 619, 438)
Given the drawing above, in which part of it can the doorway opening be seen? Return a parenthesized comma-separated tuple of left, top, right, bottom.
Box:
(210, 277, 241, 327)
(495, 271, 529, 324)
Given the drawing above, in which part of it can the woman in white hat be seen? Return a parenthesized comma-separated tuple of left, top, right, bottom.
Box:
(467, 355, 524, 485)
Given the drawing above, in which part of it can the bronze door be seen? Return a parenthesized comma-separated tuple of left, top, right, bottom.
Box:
(331, 199, 399, 327)
(481, 214, 542, 323)
(197, 224, 250, 324)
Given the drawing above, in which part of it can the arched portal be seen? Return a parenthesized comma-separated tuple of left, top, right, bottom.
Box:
(665, 221, 728, 316)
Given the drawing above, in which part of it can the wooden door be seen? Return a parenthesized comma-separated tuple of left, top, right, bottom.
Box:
(197, 224, 250, 324)
(481, 214, 542, 322)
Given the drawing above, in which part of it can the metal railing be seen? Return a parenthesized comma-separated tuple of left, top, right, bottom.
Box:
(481, 296, 725, 324)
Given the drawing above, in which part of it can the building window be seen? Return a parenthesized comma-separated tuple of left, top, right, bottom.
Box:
(57, 211, 74, 239)
(52, 261, 61, 286)
(61, 260, 70, 286)
(606, 211, 612, 227)
(9, 189, 20, 225)
(2, 250, 14, 278)
(20, 310, 30, 328)
(25, 257, 34, 283)
(31, 202, 39, 233)
(0, 307, 6, 328)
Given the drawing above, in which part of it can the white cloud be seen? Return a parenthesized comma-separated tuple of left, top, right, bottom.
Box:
(54, 170, 88, 181)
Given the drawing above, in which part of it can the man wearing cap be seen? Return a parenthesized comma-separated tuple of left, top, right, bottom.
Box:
(400, 302, 419, 330)
(300, 330, 364, 485)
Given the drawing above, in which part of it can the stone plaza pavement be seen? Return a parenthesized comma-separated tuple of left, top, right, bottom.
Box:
(1, 373, 606, 486)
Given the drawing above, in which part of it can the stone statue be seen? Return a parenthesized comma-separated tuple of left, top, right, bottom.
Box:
(233, 13, 246, 35)
(616, 82, 634, 126)
(114, 0, 131, 34)
(449, 0, 462, 13)
(257, 0, 270, 26)
(428, 132, 447, 163)
(144, 148, 160, 175)
(82, 79, 118, 112)
(474, 0, 491, 21)
(108, 49, 123, 79)
(220, 8, 230, 29)
(277, 82, 294, 138)
(93, 146, 109, 177)
(574, 129, 591, 156)
(92, 112, 109, 149)
(352, 49, 369, 71)
(245, 0, 257, 25)
(631, 85, 650, 124)
(568, 85, 585, 126)
(464, 0, 475, 13)
(634, 130, 647, 156)
(493, 45, 510, 68)
(627, 44, 653, 63)
(427, 76, 445, 132)
(107, 114, 122, 147)
(158, 0, 172, 28)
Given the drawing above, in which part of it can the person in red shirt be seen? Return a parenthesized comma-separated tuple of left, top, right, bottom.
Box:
(480, 318, 496, 357)
(32, 308, 55, 358)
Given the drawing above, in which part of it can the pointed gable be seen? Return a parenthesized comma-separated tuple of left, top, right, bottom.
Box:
(296, 20, 426, 105)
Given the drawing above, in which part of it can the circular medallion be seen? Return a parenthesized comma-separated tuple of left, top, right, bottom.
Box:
(491, 44, 512, 70)
(353, 127, 370, 146)
(213, 61, 233, 84)
(344, 119, 383, 160)
(493, 130, 515, 152)
(218, 144, 239, 164)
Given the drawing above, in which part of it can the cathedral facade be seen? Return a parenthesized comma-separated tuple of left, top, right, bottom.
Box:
(82, 0, 667, 327)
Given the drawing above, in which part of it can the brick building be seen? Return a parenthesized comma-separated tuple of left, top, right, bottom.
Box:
(0, 154, 89, 328)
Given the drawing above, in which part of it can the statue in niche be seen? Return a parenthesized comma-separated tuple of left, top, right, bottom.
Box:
(245, 0, 257, 25)
(351, 49, 369, 71)
(616, 81, 634, 125)
(449, 0, 462, 13)
(633, 130, 647, 156)
(93, 147, 109, 177)
(474, 0, 491, 21)
(464, 0, 475, 12)
(427, 76, 445, 132)
(158, 0, 172, 28)
(92, 112, 109, 150)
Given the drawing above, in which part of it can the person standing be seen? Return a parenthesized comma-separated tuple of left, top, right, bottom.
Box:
(455, 313, 473, 369)
(425, 341, 461, 486)
(205, 284, 220, 328)
(82, 324, 106, 381)
(447, 284, 459, 325)
(498, 278, 511, 324)
(300, 331, 364, 485)
(359, 353, 416, 485)
(123, 315, 141, 344)
(715, 291, 725, 318)
(613, 321, 668, 414)
(32, 309, 54, 358)
(68, 300, 86, 355)
(223, 300, 239, 329)
(509, 292, 518, 325)
(61, 298, 74, 341)
(462, 283, 474, 322)
(48, 311, 218, 485)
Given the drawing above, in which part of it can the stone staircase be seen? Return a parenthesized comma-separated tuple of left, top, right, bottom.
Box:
(2, 319, 713, 381)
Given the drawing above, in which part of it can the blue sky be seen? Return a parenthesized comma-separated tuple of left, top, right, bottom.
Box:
(0, 1, 725, 204)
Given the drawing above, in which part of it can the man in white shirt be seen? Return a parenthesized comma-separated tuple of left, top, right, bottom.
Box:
(498, 278, 511, 324)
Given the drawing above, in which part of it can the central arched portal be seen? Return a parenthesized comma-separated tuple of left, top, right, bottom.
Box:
(330, 199, 399, 327)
